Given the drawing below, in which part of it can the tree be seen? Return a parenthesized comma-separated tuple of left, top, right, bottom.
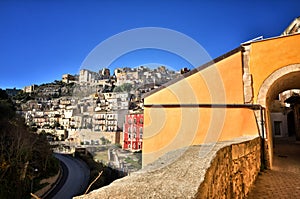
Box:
(0, 91, 59, 198)
(113, 83, 132, 92)
(0, 89, 15, 119)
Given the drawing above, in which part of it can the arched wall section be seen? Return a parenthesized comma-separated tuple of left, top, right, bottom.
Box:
(257, 64, 300, 107)
(256, 64, 300, 168)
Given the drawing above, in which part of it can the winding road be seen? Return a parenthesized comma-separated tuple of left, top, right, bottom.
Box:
(45, 153, 90, 199)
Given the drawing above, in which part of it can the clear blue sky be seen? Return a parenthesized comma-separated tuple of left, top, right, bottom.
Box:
(0, 0, 299, 89)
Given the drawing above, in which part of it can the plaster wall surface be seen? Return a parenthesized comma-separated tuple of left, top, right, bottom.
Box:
(145, 52, 244, 105)
(250, 34, 300, 103)
(143, 51, 259, 165)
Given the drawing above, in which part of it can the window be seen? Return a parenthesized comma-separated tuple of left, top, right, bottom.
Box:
(134, 118, 137, 124)
(274, 121, 282, 136)
(140, 127, 143, 133)
(140, 118, 143, 124)
(128, 127, 131, 133)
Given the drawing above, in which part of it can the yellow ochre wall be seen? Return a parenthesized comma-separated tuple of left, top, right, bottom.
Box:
(145, 52, 245, 105)
(143, 52, 259, 166)
(143, 33, 300, 167)
(249, 33, 300, 168)
(250, 34, 300, 103)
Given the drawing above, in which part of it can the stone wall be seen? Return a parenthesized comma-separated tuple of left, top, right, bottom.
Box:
(197, 137, 261, 198)
(74, 136, 261, 199)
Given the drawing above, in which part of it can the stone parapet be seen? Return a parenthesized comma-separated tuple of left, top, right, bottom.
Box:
(74, 136, 261, 199)
(198, 137, 261, 198)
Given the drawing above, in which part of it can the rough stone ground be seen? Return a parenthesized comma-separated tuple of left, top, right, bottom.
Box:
(247, 137, 300, 199)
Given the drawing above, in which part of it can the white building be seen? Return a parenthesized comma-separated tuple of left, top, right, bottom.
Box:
(79, 69, 99, 84)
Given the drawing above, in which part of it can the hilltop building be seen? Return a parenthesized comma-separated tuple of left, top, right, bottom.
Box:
(23, 85, 36, 93)
(79, 69, 99, 84)
(62, 74, 77, 84)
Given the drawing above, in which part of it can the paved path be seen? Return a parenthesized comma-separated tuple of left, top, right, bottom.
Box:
(49, 154, 90, 199)
(247, 137, 300, 198)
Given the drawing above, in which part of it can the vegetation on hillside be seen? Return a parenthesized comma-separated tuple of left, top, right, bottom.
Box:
(75, 151, 125, 194)
(124, 150, 142, 170)
(0, 89, 59, 199)
(113, 83, 133, 92)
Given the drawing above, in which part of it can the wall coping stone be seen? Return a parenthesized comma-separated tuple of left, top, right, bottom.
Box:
(74, 135, 259, 199)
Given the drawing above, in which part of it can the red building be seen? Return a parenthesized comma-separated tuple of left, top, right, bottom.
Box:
(123, 113, 143, 151)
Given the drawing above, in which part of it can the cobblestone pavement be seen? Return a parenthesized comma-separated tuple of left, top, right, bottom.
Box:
(247, 137, 300, 199)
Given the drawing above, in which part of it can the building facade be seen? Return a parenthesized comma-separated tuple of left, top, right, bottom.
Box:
(123, 113, 143, 151)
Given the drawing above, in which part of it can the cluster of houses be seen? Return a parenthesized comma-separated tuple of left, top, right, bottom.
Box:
(18, 66, 182, 151)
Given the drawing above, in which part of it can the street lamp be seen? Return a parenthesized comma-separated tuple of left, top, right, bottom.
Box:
(31, 168, 38, 193)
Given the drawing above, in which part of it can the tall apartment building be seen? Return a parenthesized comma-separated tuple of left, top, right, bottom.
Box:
(123, 113, 143, 151)
(93, 112, 118, 132)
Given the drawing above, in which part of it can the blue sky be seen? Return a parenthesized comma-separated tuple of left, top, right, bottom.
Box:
(0, 0, 299, 89)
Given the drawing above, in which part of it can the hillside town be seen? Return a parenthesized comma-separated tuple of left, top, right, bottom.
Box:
(10, 66, 182, 156)
(2, 0, 300, 198)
